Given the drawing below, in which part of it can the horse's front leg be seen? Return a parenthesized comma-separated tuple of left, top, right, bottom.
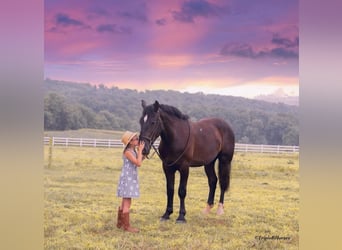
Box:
(176, 166, 189, 223)
(161, 165, 176, 221)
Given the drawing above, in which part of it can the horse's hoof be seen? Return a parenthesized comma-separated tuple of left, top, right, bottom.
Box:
(176, 219, 186, 224)
(217, 203, 224, 215)
(202, 208, 210, 215)
(160, 217, 169, 222)
(202, 204, 214, 215)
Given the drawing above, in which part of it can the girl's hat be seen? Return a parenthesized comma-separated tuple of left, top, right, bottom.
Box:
(121, 131, 138, 147)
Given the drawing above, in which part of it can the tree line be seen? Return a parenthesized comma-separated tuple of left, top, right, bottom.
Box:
(44, 79, 299, 145)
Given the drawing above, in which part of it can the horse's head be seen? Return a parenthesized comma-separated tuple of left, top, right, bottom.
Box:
(139, 100, 163, 156)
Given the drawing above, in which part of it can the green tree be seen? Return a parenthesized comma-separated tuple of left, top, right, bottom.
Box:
(44, 93, 69, 130)
(44, 79, 299, 146)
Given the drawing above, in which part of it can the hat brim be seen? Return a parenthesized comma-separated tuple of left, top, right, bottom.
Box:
(124, 132, 138, 147)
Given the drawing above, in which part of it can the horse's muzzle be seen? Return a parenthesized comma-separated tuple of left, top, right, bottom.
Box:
(142, 144, 150, 156)
(139, 137, 150, 156)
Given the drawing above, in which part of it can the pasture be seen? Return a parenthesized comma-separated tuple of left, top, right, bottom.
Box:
(44, 146, 299, 249)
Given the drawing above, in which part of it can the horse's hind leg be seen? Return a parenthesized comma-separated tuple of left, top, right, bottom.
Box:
(203, 160, 217, 214)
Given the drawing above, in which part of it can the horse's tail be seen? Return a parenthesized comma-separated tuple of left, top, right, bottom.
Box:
(218, 152, 232, 192)
(217, 120, 234, 192)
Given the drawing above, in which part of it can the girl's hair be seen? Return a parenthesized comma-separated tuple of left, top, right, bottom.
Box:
(123, 141, 136, 153)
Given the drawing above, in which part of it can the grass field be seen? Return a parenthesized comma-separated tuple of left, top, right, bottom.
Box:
(44, 146, 299, 249)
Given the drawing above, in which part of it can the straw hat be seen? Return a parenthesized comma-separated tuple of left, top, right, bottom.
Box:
(121, 131, 138, 147)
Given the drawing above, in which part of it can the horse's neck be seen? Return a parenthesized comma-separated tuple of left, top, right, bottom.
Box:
(160, 115, 188, 143)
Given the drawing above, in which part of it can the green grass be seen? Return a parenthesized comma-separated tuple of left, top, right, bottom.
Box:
(44, 146, 299, 249)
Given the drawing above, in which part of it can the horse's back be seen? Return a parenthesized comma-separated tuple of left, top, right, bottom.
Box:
(195, 117, 234, 142)
(190, 118, 234, 163)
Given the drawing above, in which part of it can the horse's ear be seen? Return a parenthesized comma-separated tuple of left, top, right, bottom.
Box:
(153, 100, 160, 112)
(141, 100, 146, 109)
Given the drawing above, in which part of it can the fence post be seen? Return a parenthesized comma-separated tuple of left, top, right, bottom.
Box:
(48, 137, 53, 168)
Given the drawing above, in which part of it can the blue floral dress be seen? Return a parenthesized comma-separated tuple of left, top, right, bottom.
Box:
(117, 149, 140, 198)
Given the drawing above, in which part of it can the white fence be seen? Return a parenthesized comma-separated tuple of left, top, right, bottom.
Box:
(234, 143, 298, 154)
(44, 137, 299, 154)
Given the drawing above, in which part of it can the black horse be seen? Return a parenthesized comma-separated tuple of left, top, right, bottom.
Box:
(139, 100, 235, 223)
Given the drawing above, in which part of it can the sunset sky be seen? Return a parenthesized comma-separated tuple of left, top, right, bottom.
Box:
(44, 0, 298, 98)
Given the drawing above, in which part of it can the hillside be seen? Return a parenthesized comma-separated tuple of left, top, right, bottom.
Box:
(44, 79, 299, 145)
(254, 88, 299, 106)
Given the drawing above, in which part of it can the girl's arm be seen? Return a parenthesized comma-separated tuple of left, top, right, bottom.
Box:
(124, 141, 145, 167)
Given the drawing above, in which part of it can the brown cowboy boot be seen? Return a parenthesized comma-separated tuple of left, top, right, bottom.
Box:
(122, 212, 139, 233)
(116, 207, 123, 229)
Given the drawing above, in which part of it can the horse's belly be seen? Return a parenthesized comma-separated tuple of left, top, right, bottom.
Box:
(190, 138, 221, 165)
(189, 162, 206, 167)
(188, 150, 218, 166)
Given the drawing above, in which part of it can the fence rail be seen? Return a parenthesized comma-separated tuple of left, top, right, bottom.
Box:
(44, 137, 299, 154)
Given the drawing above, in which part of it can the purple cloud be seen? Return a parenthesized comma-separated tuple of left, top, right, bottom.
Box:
(272, 34, 299, 48)
(220, 43, 257, 58)
(172, 0, 228, 23)
(268, 47, 298, 59)
(221, 33, 298, 59)
(56, 13, 85, 27)
(155, 18, 167, 26)
(118, 10, 148, 23)
(96, 24, 132, 34)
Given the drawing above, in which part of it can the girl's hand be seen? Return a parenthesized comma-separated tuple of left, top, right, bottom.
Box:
(138, 141, 145, 152)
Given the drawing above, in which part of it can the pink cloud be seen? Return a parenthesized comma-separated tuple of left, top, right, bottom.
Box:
(44, 0, 298, 98)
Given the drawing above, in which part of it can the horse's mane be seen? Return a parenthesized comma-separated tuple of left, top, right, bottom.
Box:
(160, 104, 189, 120)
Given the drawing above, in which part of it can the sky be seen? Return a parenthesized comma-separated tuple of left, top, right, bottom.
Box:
(44, 0, 299, 98)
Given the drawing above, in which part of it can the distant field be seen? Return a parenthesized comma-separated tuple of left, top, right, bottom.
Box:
(44, 146, 299, 249)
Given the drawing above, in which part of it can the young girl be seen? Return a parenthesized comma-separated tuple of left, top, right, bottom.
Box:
(116, 131, 145, 233)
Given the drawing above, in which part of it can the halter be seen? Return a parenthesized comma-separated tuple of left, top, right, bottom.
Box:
(139, 111, 163, 159)
(141, 110, 191, 166)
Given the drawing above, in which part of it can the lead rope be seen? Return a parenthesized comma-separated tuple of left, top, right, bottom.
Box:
(149, 120, 191, 167)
